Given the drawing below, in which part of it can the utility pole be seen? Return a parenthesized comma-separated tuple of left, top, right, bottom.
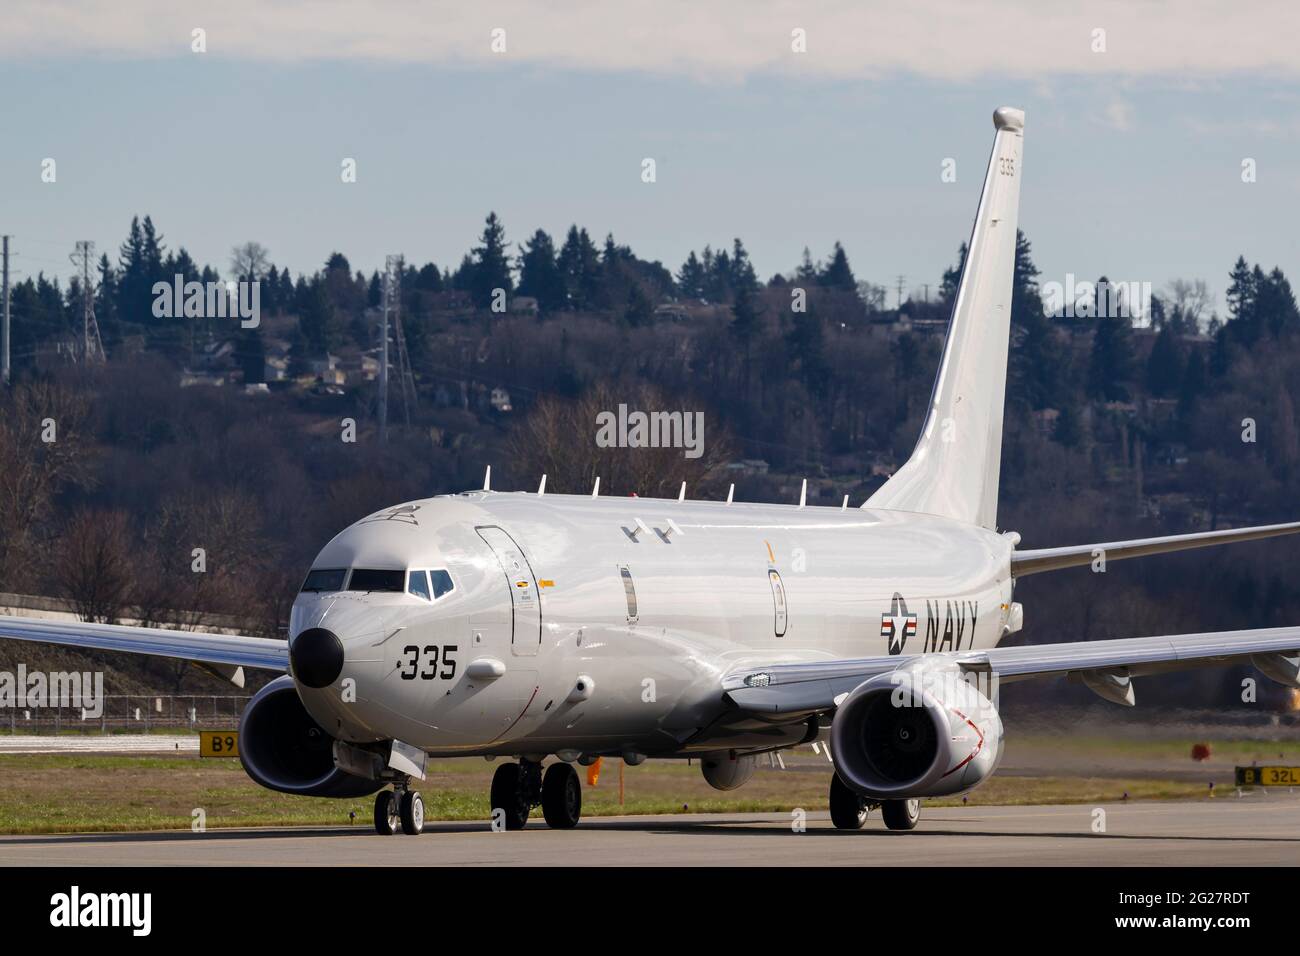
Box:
(69, 241, 105, 363)
(380, 254, 417, 439)
(2, 236, 10, 385)
(895, 274, 907, 311)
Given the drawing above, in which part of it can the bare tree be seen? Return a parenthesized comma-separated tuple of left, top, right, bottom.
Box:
(230, 241, 271, 282)
(0, 382, 92, 592)
(508, 382, 734, 498)
(1164, 279, 1213, 332)
(54, 509, 134, 624)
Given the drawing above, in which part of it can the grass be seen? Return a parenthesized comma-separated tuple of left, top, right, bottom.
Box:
(0, 748, 1236, 834)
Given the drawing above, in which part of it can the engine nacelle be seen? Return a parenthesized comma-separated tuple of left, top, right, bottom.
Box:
(829, 662, 1003, 800)
(239, 675, 383, 798)
(700, 752, 757, 791)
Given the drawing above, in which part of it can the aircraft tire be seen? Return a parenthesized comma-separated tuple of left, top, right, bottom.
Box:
(541, 762, 582, 829)
(374, 790, 399, 835)
(881, 798, 921, 831)
(399, 790, 425, 835)
(491, 762, 530, 830)
(828, 773, 869, 830)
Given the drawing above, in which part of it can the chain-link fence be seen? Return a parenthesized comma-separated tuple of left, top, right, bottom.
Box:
(2, 695, 250, 733)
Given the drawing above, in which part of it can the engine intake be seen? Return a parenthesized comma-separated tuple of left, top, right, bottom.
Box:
(829, 663, 1003, 800)
(239, 675, 382, 798)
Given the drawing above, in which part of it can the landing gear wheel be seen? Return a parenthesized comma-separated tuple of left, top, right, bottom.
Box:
(490, 762, 530, 830)
(373, 790, 399, 835)
(881, 798, 921, 831)
(541, 763, 582, 829)
(399, 790, 425, 835)
(828, 773, 869, 830)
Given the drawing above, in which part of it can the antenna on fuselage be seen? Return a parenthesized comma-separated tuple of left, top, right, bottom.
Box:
(799, 478, 807, 508)
(842, 494, 849, 510)
(726, 483, 734, 505)
(677, 481, 686, 501)
(592, 476, 601, 497)
(483, 465, 492, 492)
(537, 474, 547, 496)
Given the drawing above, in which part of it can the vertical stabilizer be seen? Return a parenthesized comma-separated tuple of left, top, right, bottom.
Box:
(866, 107, 1024, 529)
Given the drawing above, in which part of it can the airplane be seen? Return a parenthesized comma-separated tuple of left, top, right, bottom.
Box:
(2, 106, 1298, 837)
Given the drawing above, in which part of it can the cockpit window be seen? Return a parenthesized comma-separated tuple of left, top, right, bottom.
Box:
(347, 569, 405, 593)
(407, 570, 432, 601)
(429, 569, 454, 599)
(301, 568, 346, 593)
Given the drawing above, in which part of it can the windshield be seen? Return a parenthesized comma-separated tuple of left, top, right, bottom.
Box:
(300, 568, 346, 592)
(347, 568, 406, 592)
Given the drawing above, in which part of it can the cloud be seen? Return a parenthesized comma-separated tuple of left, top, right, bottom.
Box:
(5, 0, 1300, 81)
(1103, 98, 1136, 130)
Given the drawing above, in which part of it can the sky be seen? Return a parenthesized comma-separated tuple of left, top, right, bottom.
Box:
(2, 0, 1298, 310)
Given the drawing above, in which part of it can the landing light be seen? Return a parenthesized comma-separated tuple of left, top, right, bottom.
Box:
(744, 673, 772, 687)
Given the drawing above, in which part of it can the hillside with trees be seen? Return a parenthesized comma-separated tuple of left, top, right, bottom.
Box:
(2, 212, 1298, 710)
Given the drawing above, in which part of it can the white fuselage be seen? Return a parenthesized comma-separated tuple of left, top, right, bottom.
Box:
(289, 492, 1014, 759)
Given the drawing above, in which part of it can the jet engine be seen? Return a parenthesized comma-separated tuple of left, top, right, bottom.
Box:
(829, 662, 1002, 800)
(238, 675, 382, 797)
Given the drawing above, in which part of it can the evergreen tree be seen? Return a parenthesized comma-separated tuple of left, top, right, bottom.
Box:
(518, 229, 565, 313)
(298, 281, 343, 355)
(1008, 230, 1066, 409)
(677, 251, 706, 300)
(730, 282, 760, 344)
(1256, 266, 1300, 338)
(1146, 324, 1184, 397)
(939, 243, 967, 305)
(470, 212, 513, 307)
(1177, 347, 1206, 421)
(795, 247, 818, 284)
(557, 225, 601, 310)
(730, 239, 759, 295)
(116, 216, 150, 324)
(1087, 315, 1137, 401)
(786, 305, 830, 399)
(623, 282, 653, 327)
(413, 263, 444, 293)
(1225, 255, 1254, 323)
(819, 241, 856, 291)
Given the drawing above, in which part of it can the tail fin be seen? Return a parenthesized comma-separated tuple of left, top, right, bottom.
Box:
(866, 106, 1024, 529)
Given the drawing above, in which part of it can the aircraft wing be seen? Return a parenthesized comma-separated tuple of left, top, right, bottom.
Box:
(722, 626, 1300, 715)
(0, 614, 288, 686)
(1011, 520, 1300, 577)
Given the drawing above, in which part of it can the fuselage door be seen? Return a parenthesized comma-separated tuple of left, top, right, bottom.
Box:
(476, 525, 542, 657)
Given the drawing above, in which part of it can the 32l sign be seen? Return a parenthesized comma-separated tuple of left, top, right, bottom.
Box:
(399, 644, 458, 680)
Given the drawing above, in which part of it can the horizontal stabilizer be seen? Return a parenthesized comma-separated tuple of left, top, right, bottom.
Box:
(1011, 520, 1300, 577)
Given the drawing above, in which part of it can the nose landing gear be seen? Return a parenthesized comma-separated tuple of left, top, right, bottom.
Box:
(490, 759, 583, 830)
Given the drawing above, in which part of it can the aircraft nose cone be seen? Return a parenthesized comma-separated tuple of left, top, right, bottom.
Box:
(290, 627, 344, 688)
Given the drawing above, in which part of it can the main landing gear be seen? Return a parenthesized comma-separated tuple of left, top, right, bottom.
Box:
(490, 759, 583, 830)
(828, 773, 921, 831)
(373, 784, 425, 836)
